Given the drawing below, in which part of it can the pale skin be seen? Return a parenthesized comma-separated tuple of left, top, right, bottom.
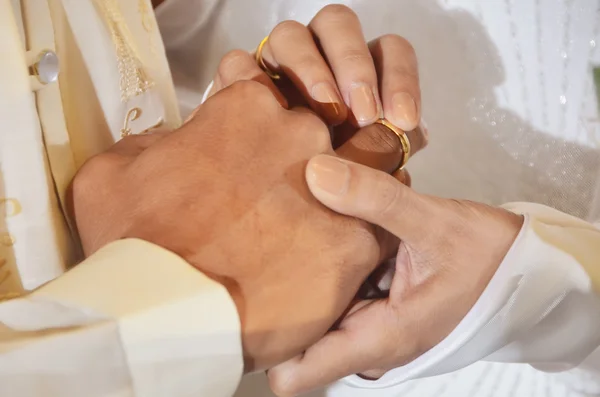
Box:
(208, 4, 428, 178)
(267, 156, 522, 396)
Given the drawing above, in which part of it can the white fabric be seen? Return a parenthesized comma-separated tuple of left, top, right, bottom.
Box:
(344, 204, 600, 389)
(156, 1, 600, 396)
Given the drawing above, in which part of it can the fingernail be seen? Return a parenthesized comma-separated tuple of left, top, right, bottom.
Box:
(312, 82, 343, 120)
(390, 92, 418, 130)
(307, 156, 350, 196)
(349, 84, 379, 126)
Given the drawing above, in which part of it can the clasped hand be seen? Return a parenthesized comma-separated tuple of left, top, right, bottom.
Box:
(71, 80, 410, 373)
(70, 5, 523, 396)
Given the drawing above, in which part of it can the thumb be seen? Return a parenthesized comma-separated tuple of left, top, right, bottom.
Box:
(305, 154, 432, 241)
(267, 300, 393, 397)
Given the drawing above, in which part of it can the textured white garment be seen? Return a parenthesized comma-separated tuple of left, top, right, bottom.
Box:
(156, 1, 600, 396)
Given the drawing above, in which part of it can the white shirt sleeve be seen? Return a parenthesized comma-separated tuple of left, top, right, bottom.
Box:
(344, 202, 600, 389)
(0, 239, 243, 397)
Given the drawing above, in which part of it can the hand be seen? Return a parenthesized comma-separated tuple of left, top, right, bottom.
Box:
(208, 4, 421, 131)
(70, 81, 401, 373)
(203, 45, 429, 299)
(204, 35, 427, 177)
(267, 155, 523, 396)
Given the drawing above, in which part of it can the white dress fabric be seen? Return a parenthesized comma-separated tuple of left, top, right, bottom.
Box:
(156, 1, 600, 396)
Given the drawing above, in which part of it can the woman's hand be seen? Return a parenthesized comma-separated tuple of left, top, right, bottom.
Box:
(204, 5, 428, 175)
(267, 155, 523, 396)
(208, 4, 421, 132)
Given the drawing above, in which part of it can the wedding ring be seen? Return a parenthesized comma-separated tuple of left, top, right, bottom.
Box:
(375, 118, 411, 171)
(255, 36, 281, 80)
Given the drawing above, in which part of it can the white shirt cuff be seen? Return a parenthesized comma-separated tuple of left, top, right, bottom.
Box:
(344, 203, 600, 389)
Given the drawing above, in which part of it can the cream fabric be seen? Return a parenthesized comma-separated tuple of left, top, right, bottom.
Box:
(0, 239, 243, 396)
(0, 0, 242, 396)
(0, 0, 181, 293)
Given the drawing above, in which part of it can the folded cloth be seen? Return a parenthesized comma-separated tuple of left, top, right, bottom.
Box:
(234, 361, 600, 397)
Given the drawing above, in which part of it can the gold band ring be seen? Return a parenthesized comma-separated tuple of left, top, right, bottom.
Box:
(255, 36, 281, 80)
(375, 118, 411, 171)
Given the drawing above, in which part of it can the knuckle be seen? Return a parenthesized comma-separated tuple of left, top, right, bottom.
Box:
(379, 34, 416, 56)
(218, 49, 253, 78)
(294, 54, 327, 75)
(296, 112, 331, 151)
(339, 48, 372, 64)
(372, 174, 406, 219)
(270, 20, 308, 47)
(71, 153, 114, 202)
(224, 80, 282, 113)
(268, 367, 299, 397)
(228, 79, 272, 100)
(316, 4, 359, 23)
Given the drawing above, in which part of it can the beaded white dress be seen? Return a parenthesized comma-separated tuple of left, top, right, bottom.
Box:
(156, 1, 600, 396)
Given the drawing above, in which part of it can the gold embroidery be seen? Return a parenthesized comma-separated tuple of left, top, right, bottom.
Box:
(121, 107, 164, 137)
(0, 198, 21, 217)
(138, 0, 155, 33)
(94, 0, 154, 102)
(139, 0, 160, 62)
(121, 107, 142, 137)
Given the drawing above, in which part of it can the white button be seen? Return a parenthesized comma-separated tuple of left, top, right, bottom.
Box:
(33, 50, 59, 85)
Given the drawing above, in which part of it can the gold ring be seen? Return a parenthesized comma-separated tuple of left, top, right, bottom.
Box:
(375, 118, 411, 171)
(255, 36, 281, 80)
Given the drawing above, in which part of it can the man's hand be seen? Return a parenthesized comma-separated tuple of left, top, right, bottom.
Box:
(70, 81, 392, 372)
(268, 156, 523, 396)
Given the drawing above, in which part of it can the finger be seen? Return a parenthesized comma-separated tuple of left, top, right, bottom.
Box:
(305, 155, 434, 241)
(262, 21, 347, 125)
(309, 5, 382, 127)
(393, 168, 411, 187)
(268, 300, 391, 397)
(335, 123, 429, 174)
(370, 35, 421, 131)
(217, 49, 288, 107)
